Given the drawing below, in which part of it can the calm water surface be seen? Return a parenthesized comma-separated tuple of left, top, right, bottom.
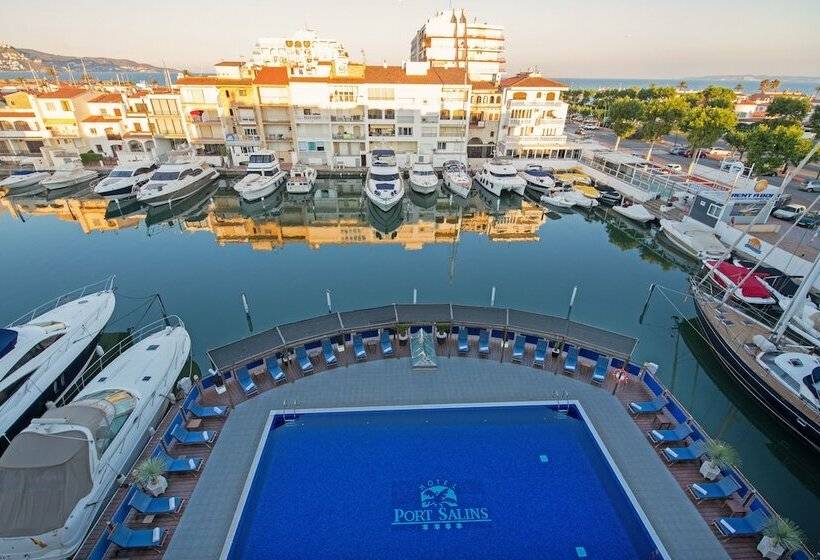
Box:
(0, 178, 817, 549)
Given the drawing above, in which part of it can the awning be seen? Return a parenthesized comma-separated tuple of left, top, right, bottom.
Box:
(410, 328, 438, 369)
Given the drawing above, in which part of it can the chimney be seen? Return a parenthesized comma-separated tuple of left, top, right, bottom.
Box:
(383, 59, 387, 69)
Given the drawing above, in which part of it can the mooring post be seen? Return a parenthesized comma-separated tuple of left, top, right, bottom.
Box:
(490, 285, 496, 307)
(639, 283, 656, 324)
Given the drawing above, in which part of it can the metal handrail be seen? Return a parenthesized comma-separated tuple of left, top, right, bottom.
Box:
(55, 315, 184, 407)
(7, 276, 116, 328)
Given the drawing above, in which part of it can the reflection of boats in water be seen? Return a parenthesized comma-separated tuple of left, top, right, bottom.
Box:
(144, 182, 219, 227)
(407, 187, 437, 210)
(365, 197, 404, 236)
(477, 183, 523, 214)
(105, 197, 145, 220)
(240, 187, 285, 219)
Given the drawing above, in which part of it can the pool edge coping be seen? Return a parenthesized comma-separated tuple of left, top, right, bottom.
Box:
(218, 400, 672, 560)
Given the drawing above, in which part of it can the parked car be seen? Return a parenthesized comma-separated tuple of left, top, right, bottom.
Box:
(703, 147, 733, 160)
(665, 163, 683, 172)
(774, 193, 792, 209)
(669, 146, 692, 157)
(581, 124, 600, 131)
(800, 180, 820, 192)
(796, 211, 820, 229)
(720, 159, 745, 173)
(772, 204, 806, 221)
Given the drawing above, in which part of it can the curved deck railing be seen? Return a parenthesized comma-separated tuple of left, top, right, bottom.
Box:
(7, 275, 116, 327)
(207, 303, 639, 374)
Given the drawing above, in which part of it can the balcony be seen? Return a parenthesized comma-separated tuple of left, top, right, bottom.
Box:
(0, 129, 48, 139)
(186, 115, 220, 125)
(106, 133, 123, 141)
(536, 117, 565, 126)
(266, 134, 292, 143)
(368, 127, 395, 138)
(294, 113, 326, 123)
(332, 133, 365, 141)
(330, 115, 363, 122)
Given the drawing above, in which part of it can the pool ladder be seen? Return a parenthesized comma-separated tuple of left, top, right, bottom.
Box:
(552, 390, 570, 417)
(282, 399, 298, 423)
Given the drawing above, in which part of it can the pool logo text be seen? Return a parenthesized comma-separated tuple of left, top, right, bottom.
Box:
(392, 480, 491, 531)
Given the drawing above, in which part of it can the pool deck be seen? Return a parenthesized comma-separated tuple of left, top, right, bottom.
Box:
(162, 353, 733, 560)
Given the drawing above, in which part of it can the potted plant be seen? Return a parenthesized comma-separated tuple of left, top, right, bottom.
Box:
(435, 323, 450, 345)
(757, 517, 804, 559)
(396, 324, 410, 346)
(699, 440, 739, 481)
(132, 457, 168, 497)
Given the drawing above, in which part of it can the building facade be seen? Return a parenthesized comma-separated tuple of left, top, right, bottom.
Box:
(496, 73, 568, 159)
(410, 8, 504, 82)
(250, 29, 349, 77)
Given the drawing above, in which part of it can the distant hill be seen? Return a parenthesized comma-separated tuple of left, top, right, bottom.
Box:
(684, 74, 819, 84)
(0, 43, 174, 74)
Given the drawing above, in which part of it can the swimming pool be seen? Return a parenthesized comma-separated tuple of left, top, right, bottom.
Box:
(224, 403, 666, 559)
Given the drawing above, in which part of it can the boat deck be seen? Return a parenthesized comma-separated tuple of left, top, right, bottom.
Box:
(79, 331, 775, 560)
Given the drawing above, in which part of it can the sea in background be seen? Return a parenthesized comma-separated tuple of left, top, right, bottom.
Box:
(2, 70, 818, 95)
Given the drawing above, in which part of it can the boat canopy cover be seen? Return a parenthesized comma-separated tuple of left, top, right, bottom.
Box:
(410, 328, 438, 369)
(708, 261, 771, 299)
(0, 328, 17, 359)
(0, 424, 94, 537)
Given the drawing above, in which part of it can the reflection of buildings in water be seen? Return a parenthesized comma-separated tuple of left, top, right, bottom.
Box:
(0, 194, 143, 233)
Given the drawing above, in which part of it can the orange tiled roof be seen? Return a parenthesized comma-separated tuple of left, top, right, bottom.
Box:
(82, 114, 122, 123)
(90, 93, 124, 103)
(253, 67, 289, 86)
(37, 87, 89, 99)
(215, 61, 244, 67)
(0, 111, 35, 118)
(289, 65, 469, 85)
(471, 81, 498, 91)
(127, 90, 150, 98)
(176, 76, 252, 86)
(500, 74, 567, 89)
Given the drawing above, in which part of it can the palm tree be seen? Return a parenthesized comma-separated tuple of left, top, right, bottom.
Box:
(678, 81, 688, 91)
(734, 83, 743, 92)
(759, 79, 770, 92)
(770, 79, 781, 90)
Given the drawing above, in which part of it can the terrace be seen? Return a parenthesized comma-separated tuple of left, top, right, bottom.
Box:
(79, 305, 809, 560)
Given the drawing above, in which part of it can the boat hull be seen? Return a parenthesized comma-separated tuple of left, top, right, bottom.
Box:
(42, 173, 97, 191)
(443, 177, 471, 198)
(693, 295, 820, 450)
(138, 170, 217, 206)
(236, 174, 286, 202)
(409, 179, 438, 195)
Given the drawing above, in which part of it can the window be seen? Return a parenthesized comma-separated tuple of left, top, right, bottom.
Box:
(368, 109, 383, 120)
(78, 389, 137, 456)
(384, 109, 395, 120)
(512, 92, 527, 101)
(89, 128, 97, 135)
(707, 203, 723, 219)
(114, 108, 121, 116)
(368, 87, 395, 100)
(225, 90, 231, 98)
(398, 126, 413, 136)
(239, 89, 247, 96)
(4, 334, 64, 380)
(46, 102, 56, 112)
(0, 371, 36, 407)
(134, 122, 142, 132)
(546, 92, 556, 101)
(60, 100, 71, 111)
(437, 141, 447, 150)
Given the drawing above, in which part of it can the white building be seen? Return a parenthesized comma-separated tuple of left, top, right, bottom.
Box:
(410, 8, 505, 82)
(497, 72, 568, 159)
(250, 29, 349, 77)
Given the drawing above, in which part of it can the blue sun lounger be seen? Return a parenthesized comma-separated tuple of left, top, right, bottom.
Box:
(380, 331, 393, 356)
(321, 338, 337, 367)
(129, 488, 184, 515)
(353, 334, 366, 361)
(533, 339, 547, 368)
(713, 509, 769, 539)
(688, 476, 740, 502)
(563, 345, 578, 375)
(478, 329, 490, 357)
(591, 355, 610, 384)
(266, 356, 286, 384)
(171, 425, 217, 446)
(648, 423, 692, 445)
(157, 445, 202, 474)
(662, 440, 707, 463)
(511, 335, 525, 363)
(295, 346, 313, 373)
(235, 366, 257, 396)
(186, 400, 227, 419)
(628, 396, 667, 415)
(457, 328, 469, 354)
(109, 524, 166, 551)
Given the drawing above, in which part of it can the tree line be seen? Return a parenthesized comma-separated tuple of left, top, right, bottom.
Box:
(565, 85, 818, 176)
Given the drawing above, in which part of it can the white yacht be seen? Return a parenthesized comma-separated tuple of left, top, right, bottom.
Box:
(365, 149, 405, 211)
(0, 317, 190, 560)
(93, 161, 157, 200)
(286, 164, 317, 194)
(540, 191, 576, 208)
(442, 160, 472, 198)
(408, 162, 440, 194)
(41, 166, 98, 191)
(0, 278, 116, 450)
(233, 151, 287, 201)
(659, 218, 727, 260)
(612, 203, 656, 223)
(0, 167, 51, 193)
(474, 160, 526, 197)
(520, 164, 555, 193)
(136, 159, 218, 206)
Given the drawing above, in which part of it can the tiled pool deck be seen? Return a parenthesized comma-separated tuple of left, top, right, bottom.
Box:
(164, 358, 730, 560)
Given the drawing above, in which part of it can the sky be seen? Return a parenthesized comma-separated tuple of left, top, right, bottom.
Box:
(3, 0, 819, 78)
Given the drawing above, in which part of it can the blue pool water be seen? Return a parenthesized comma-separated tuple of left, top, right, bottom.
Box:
(227, 405, 661, 559)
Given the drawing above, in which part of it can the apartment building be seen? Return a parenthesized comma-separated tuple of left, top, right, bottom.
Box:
(410, 8, 505, 82)
(467, 81, 501, 159)
(0, 90, 46, 160)
(144, 88, 187, 155)
(496, 72, 568, 159)
(34, 87, 99, 165)
(250, 29, 350, 77)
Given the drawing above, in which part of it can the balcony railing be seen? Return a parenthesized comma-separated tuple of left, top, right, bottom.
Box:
(294, 114, 326, 122)
(106, 133, 122, 141)
(330, 115, 364, 122)
(332, 133, 365, 140)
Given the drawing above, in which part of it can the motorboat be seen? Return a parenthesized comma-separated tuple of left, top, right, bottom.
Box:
(520, 164, 555, 193)
(442, 160, 472, 198)
(408, 162, 440, 194)
(93, 161, 157, 199)
(540, 191, 575, 208)
(0, 278, 116, 451)
(572, 183, 601, 199)
(566, 190, 598, 208)
(598, 189, 622, 206)
(703, 260, 776, 305)
(612, 204, 656, 224)
(286, 164, 318, 194)
(474, 159, 526, 197)
(40, 166, 98, 191)
(555, 171, 591, 188)
(136, 159, 218, 206)
(233, 150, 287, 201)
(0, 167, 51, 193)
(659, 219, 726, 260)
(365, 149, 405, 211)
(0, 317, 190, 560)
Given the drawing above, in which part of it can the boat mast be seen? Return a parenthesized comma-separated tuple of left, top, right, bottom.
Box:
(771, 252, 820, 344)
